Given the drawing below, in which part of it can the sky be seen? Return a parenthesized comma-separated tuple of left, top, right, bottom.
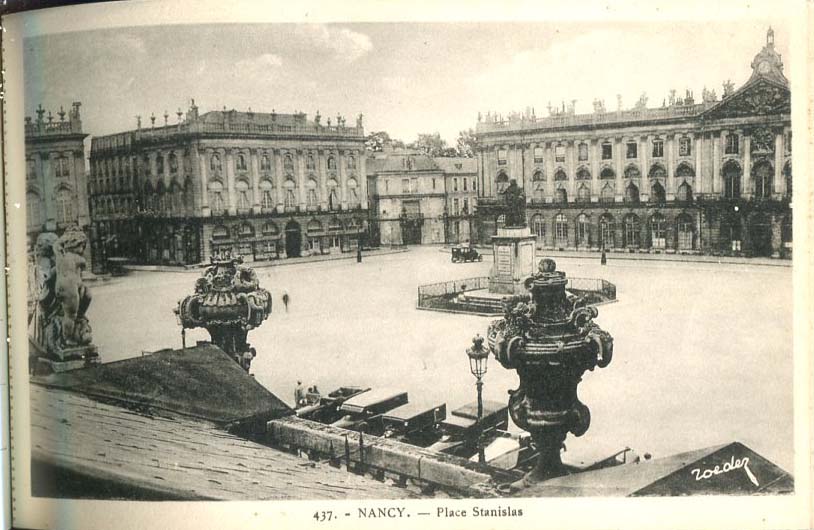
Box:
(22, 19, 790, 146)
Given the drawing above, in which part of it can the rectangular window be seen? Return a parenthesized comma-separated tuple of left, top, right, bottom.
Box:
(725, 134, 739, 155)
(463, 178, 467, 191)
(402, 179, 410, 193)
(463, 198, 469, 214)
(432, 178, 436, 190)
(679, 137, 692, 157)
(578, 143, 589, 162)
(497, 149, 508, 166)
(453, 198, 459, 216)
(411, 178, 418, 193)
(602, 143, 613, 160)
(453, 178, 458, 192)
(555, 145, 566, 163)
(533, 146, 544, 164)
(652, 139, 664, 158)
(626, 142, 638, 159)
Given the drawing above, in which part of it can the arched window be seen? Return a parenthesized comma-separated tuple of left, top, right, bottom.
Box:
(533, 146, 544, 163)
(600, 182, 615, 203)
(238, 223, 254, 238)
(624, 182, 639, 203)
(327, 156, 337, 171)
(753, 161, 773, 199)
(210, 153, 222, 172)
(599, 214, 615, 249)
(347, 178, 360, 208)
(555, 188, 568, 204)
(262, 221, 279, 235)
(346, 155, 356, 169)
(208, 180, 225, 212)
(577, 183, 591, 203)
(284, 153, 294, 173)
(725, 133, 739, 155)
(676, 213, 694, 251)
(676, 163, 695, 179)
(26, 191, 41, 228)
(327, 178, 340, 210)
(554, 169, 568, 181)
(283, 178, 297, 208)
(306, 178, 319, 208)
(531, 214, 545, 239)
(532, 170, 545, 182)
(212, 225, 229, 239)
(624, 214, 640, 248)
(169, 153, 178, 173)
(236, 153, 248, 172)
(554, 213, 568, 247)
(576, 213, 590, 247)
(55, 188, 73, 224)
(677, 182, 693, 202)
(235, 180, 251, 210)
(624, 165, 640, 179)
(156, 155, 165, 175)
(723, 161, 741, 199)
(495, 171, 509, 193)
(650, 213, 666, 249)
(649, 164, 666, 180)
(600, 167, 615, 180)
(576, 168, 591, 180)
(306, 155, 316, 170)
(650, 181, 666, 203)
(259, 179, 274, 209)
(260, 154, 271, 172)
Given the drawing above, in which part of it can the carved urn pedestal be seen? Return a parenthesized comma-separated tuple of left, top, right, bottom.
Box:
(489, 226, 536, 295)
(486, 258, 614, 487)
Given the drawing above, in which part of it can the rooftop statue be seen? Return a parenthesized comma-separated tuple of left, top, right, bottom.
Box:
(500, 178, 526, 228)
(176, 253, 272, 372)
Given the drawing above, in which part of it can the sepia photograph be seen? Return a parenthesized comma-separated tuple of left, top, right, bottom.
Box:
(3, 1, 811, 529)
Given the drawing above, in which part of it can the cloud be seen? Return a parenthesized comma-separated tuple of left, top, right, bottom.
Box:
(234, 53, 284, 78)
(292, 24, 373, 62)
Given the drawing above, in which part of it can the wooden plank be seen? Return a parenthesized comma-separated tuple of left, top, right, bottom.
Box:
(30, 386, 417, 500)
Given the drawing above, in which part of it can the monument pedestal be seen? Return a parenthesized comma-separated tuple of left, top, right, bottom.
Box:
(489, 227, 536, 295)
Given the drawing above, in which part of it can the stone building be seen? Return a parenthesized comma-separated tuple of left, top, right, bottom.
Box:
(24, 102, 91, 254)
(367, 149, 477, 246)
(474, 29, 792, 258)
(88, 102, 368, 269)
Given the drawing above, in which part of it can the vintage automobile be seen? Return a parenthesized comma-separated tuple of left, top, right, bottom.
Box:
(451, 245, 483, 263)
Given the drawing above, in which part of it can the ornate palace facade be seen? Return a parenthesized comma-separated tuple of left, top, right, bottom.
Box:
(88, 102, 368, 269)
(474, 29, 792, 258)
(367, 150, 477, 246)
(25, 102, 90, 251)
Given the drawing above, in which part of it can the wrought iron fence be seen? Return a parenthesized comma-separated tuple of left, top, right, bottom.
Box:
(417, 276, 490, 306)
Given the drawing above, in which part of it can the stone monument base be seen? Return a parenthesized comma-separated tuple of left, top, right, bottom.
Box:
(489, 226, 536, 295)
(29, 339, 100, 375)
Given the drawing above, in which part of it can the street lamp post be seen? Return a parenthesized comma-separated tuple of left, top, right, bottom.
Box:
(356, 226, 363, 263)
(466, 334, 488, 465)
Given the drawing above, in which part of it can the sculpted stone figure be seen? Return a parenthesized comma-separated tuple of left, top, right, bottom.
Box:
(500, 179, 526, 228)
(53, 228, 93, 346)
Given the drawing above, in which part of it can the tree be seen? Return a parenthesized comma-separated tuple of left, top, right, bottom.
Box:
(456, 128, 477, 158)
(365, 131, 405, 152)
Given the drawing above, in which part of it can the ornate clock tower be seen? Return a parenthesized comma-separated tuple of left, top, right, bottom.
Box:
(749, 27, 787, 86)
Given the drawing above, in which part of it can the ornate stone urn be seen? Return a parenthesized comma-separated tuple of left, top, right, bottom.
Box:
(487, 258, 613, 485)
(176, 255, 272, 371)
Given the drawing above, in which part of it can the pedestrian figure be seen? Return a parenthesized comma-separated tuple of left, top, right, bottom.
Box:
(600, 248, 607, 266)
(282, 291, 290, 312)
(294, 380, 306, 408)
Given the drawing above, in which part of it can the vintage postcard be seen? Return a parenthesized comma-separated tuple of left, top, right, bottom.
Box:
(2, 1, 811, 529)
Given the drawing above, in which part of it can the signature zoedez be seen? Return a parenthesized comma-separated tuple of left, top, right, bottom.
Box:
(690, 455, 760, 487)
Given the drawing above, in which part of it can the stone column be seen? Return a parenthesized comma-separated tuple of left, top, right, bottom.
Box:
(198, 147, 210, 215)
(712, 132, 720, 195)
(317, 150, 328, 209)
(694, 134, 704, 195)
(339, 150, 348, 207)
(774, 130, 784, 197)
(666, 134, 675, 199)
(614, 137, 623, 202)
(250, 149, 261, 212)
(73, 150, 90, 226)
(225, 149, 236, 214)
(274, 150, 284, 209)
(590, 140, 600, 201)
(360, 154, 369, 210)
(742, 134, 751, 197)
(567, 140, 575, 202)
(544, 143, 554, 203)
(640, 135, 649, 201)
(296, 150, 306, 208)
(42, 152, 55, 225)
